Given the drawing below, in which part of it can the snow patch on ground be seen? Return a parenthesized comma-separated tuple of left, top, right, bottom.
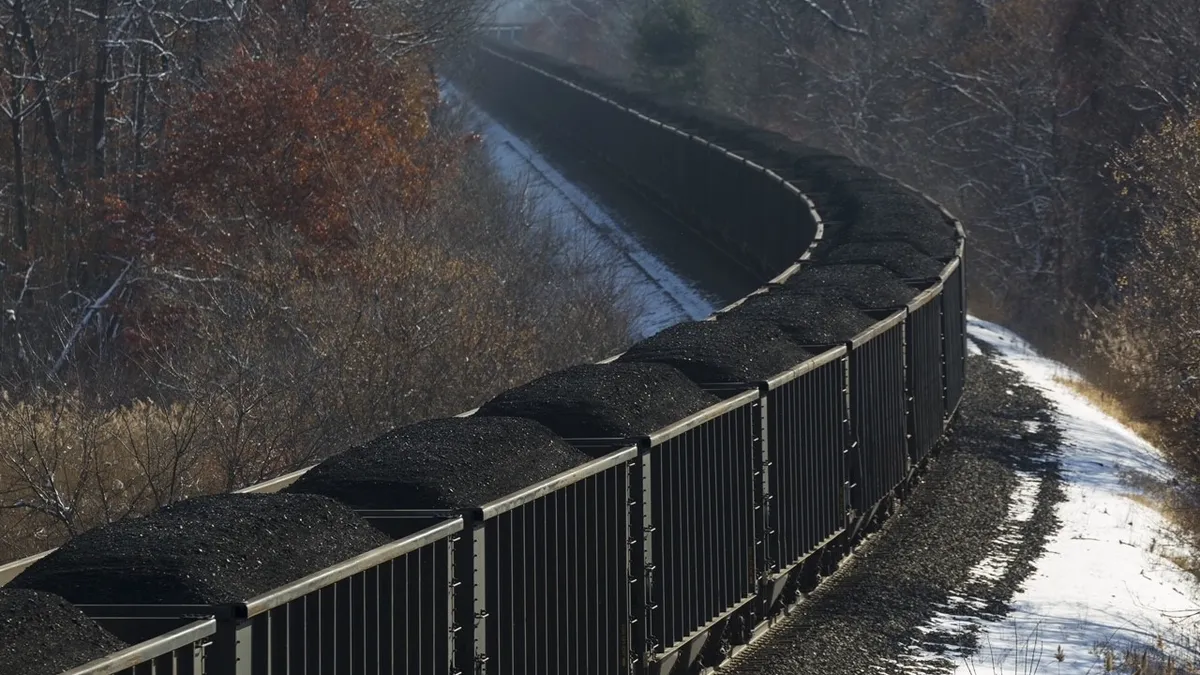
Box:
(889, 471, 1044, 673)
(922, 317, 1200, 674)
(440, 82, 716, 338)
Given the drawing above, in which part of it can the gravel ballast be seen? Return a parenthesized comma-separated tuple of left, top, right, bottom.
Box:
(783, 263, 918, 309)
(617, 319, 813, 385)
(725, 354, 1064, 675)
(0, 589, 128, 675)
(9, 493, 391, 605)
(820, 242, 946, 279)
(476, 362, 720, 441)
(287, 416, 591, 510)
(719, 290, 877, 345)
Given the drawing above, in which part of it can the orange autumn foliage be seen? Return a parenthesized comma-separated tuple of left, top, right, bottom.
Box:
(84, 0, 451, 358)
(124, 0, 438, 271)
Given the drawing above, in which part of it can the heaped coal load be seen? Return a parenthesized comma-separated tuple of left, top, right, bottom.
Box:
(847, 226, 959, 260)
(617, 319, 813, 386)
(9, 493, 391, 605)
(476, 362, 720, 443)
(844, 194, 960, 258)
(828, 181, 914, 206)
(287, 416, 591, 510)
(821, 241, 946, 279)
(792, 157, 884, 190)
(720, 289, 877, 346)
(784, 264, 917, 310)
(849, 192, 949, 229)
(0, 589, 127, 675)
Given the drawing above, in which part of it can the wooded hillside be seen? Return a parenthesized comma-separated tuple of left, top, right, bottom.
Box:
(0, 0, 632, 561)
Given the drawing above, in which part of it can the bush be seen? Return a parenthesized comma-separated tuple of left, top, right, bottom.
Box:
(631, 0, 710, 101)
(1085, 112, 1200, 471)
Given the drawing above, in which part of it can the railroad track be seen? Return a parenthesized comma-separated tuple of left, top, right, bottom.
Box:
(495, 136, 706, 320)
(2, 26, 968, 675)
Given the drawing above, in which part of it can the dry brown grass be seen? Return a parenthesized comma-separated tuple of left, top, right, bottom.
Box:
(0, 394, 223, 560)
(1052, 375, 1169, 450)
(1110, 640, 1200, 674)
(1051, 373, 1200, 587)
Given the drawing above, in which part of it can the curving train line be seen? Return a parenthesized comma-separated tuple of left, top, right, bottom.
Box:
(1, 27, 967, 675)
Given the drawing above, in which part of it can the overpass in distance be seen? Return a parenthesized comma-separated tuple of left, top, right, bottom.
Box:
(0, 24, 968, 675)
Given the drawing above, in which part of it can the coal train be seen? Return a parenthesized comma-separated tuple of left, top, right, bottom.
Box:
(0, 32, 966, 675)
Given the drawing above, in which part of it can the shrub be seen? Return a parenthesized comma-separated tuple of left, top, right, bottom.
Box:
(631, 0, 711, 101)
(1084, 111, 1200, 471)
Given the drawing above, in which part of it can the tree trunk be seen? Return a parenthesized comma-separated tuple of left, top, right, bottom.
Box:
(9, 39, 28, 251)
(91, 0, 110, 181)
(132, 42, 147, 176)
(15, 0, 68, 188)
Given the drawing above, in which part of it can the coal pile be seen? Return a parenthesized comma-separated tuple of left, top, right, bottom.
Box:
(9, 493, 391, 605)
(784, 264, 917, 309)
(720, 290, 877, 345)
(786, 146, 843, 161)
(831, 181, 913, 202)
(793, 158, 884, 188)
(0, 589, 127, 675)
(851, 194, 950, 231)
(741, 131, 824, 164)
(673, 104, 759, 140)
(477, 362, 720, 441)
(844, 195, 959, 258)
(821, 241, 946, 279)
(288, 416, 591, 510)
(846, 228, 959, 260)
(618, 319, 813, 385)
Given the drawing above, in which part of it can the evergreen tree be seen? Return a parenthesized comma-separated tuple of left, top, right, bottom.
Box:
(631, 0, 710, 101)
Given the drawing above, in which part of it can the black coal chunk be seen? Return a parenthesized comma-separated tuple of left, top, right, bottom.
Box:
(784, 264, 917, 309)
(793, 158, 886, 189)
(853, 200, 949, 233)
(476, 362, 720, 441)
(845, 229, 959, 260)
(843, 195, 959, 258)
(9, 493, 391, 605)
(0, 589, 127, 675)
(720, 289, 877, 345)
(288, 416, 591, 510)
(831, 180, 912, 201)
(820, 241, 946, 279)
(618, 319, 813, 385)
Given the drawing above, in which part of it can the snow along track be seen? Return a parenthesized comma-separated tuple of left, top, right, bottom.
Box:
(442, 80, 717, 339)
(937, 319, 1200, 674)
(890, 470, 1046, 672)
(495, 137, 705, 321)
(877, 319, 1200, 674)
